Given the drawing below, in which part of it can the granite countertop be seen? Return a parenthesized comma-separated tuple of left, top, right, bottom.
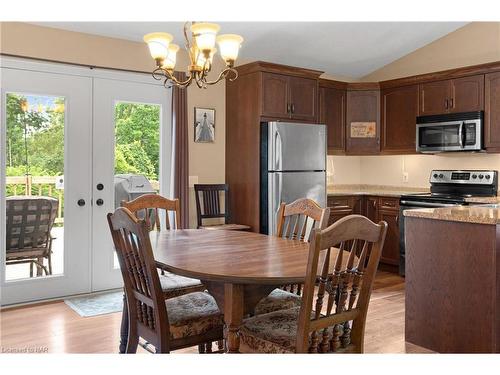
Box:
(403, 196, 500, 225)
(327, 184, 428, 198)
(464, 196, 500, 204)
(404, 205, 500, 225)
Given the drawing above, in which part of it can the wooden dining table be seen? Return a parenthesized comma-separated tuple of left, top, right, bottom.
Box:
(121, 228, 346, 353)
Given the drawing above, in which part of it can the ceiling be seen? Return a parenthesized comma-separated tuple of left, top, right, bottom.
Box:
(34, 22, 468, 79)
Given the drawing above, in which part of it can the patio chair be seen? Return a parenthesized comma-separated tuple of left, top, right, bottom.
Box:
(6, 196, 59, 277)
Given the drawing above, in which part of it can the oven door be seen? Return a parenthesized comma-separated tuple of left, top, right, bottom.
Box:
(416, 120, 482, 152)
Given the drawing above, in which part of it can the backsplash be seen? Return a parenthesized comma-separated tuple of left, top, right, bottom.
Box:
(328, 153, 500, 188)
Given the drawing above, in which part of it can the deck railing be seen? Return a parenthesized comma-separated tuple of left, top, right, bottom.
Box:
(6, 176, 159, 225)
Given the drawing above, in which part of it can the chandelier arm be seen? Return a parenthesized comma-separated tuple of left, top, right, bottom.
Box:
(184, 22, 194, 63)
(193, 71, 205, 89)
(203, 67, 239, 86)
(159, 69, 194, 87)
(152, 67, 166, 81)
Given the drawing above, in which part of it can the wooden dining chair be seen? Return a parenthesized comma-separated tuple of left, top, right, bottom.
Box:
(120, 194, 210, 352)
(194, 184, 250, 231)
(107, 207, 224, 354)
(239, 214, 388, 353)
(121, 194, 205, 298)
(254, 198, 330, 315)
(121, 194, 180, 231)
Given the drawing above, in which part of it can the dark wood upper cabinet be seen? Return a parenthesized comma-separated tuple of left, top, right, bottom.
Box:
(261, 72, 318, 122)
(381, 85, 418, 154)
(261, 72, 289, 118)
(485, 72, 500, 150)
(346, 90, 380, 155)
(288, 76, 318, 122)
(419, 80, 451, 115)
(420, 75, 484, 116)
(450, 74, 484, 113)
(319, 86, 346, 153)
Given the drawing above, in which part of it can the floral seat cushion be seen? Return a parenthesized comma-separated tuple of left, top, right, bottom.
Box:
(240, 307, 346, 353)
(166, 291, 223, 340)
(159, 271, 205, 298)
(240, 307, 301, 353)
(254, 288, 302, 315)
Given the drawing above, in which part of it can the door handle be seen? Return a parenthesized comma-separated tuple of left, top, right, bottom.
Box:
(450, 98, 454, 108)
(287, 103, 291, 114)
(96, 183, 104, 191)
(291, 103, 295, 114)
(275, 129, 282, 171)
(459, 121, 465, 149)
(96, 198, 104, 206)
(445, 99, 449, 109)
(77, 199, 86, 207)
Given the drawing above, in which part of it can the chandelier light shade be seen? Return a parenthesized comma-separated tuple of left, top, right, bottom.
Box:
(217, 34, 244, 64)
(161, 44, 180, 71)
(143, 32, 173, 61)
(190, 23, 220, 52)
(144, 22, 243, 89)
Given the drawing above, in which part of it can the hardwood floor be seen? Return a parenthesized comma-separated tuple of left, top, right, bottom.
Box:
(0, 271, 430, 354)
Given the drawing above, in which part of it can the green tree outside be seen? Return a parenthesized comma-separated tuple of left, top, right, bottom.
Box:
(6, 94, 160, 197)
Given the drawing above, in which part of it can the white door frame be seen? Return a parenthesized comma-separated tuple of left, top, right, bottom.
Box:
(0, 56, 172, 303)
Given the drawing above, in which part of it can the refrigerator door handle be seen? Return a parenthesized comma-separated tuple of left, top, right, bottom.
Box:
(277, 172, 283, 208)
(275, 128, 282, 171)
(273, 172, 282, 233)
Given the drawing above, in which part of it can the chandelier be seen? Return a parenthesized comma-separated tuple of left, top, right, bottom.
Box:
(144, 22, 243, 89)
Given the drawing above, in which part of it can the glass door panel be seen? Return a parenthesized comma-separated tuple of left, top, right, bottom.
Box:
(113, 101, 161, 268)
(5, 93, 66, 281)
(1, 68, 92, 305)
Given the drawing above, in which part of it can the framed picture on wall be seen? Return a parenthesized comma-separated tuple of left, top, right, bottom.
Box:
(194, 107, 215, 143)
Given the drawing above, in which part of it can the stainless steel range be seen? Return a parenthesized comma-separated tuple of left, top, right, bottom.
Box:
(398, 169, 498, 276)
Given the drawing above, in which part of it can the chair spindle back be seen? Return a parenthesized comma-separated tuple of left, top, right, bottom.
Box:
(276, 198, 330, 242)
(194, 184, 229, 228)
(121, 194, 181, 231)
(296, 214, 387, 353)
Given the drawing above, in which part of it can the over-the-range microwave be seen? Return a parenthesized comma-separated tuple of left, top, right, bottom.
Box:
(416, 111, 484, 153)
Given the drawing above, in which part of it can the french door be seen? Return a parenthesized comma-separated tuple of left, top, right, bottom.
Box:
(91, 77, 171, 291)
(1, 58, 171, 305)
(1, 67, 93, 304)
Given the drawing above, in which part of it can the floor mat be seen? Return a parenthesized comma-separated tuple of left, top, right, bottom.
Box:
(65, 291, 123, 317)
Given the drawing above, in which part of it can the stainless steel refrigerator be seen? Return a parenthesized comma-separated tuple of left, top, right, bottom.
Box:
(260, 121, 327, 235)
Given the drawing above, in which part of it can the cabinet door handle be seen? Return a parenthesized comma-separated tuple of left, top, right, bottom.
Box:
(291, 103, 295, 114)
(396, 214, 399, 226)
(287, 103, 291, 114)
(450, 98, 454, 108)
(445, 99, 449, 109)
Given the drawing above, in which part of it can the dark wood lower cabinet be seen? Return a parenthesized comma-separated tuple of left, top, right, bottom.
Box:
(378, 209, 400, 265)
(405, 217, 500, 353)
(328, 194, 400, 268)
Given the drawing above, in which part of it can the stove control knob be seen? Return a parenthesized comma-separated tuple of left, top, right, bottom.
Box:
(439, 173, 444, 178)
(479, 174, 484, 179)
(472, 174, 477, 179)
(433, 173, 438, 178)
(486, 175, 491, 180)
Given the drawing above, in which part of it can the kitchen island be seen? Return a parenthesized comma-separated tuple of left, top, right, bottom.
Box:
(404, 205, 500, 353)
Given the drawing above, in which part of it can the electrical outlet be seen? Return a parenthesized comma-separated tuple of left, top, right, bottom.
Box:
(403, 172, 409, 183)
